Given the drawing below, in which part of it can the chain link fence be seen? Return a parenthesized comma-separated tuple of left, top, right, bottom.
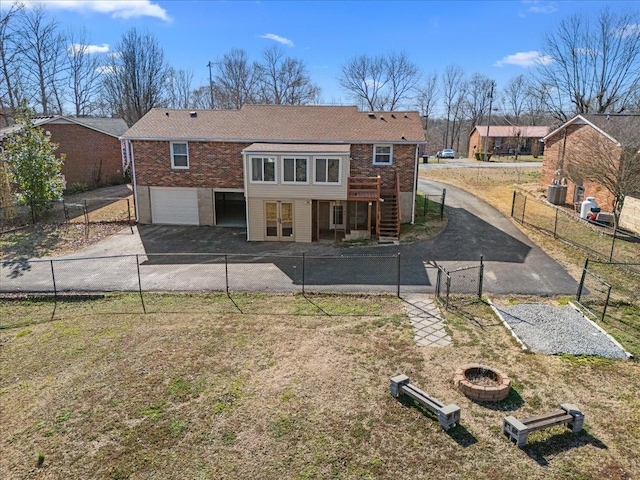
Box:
(415, 189, 446, 220)
(1, 197, 133, 233)
(511, 191, 640, 272)
(434, 257, 484, 309)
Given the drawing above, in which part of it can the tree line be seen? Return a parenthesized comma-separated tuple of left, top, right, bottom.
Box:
(2, 4, 640, 149)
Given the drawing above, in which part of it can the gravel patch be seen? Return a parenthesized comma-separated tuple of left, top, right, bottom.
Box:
(495, 303, 628, 359)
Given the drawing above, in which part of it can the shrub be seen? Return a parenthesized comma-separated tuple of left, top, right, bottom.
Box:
(474, 152, 492, 161)
(66, 182, 91, 194)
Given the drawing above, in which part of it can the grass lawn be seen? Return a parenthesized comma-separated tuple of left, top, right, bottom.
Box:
(1, 293, 639, 479)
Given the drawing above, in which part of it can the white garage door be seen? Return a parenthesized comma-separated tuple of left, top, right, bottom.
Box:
(150, 188, 199, 225)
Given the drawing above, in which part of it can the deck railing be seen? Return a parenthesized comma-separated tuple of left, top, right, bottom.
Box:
(347, 175, 381, 201)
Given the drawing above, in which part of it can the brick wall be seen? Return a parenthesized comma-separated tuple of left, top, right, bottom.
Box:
(542, 123, 617, 210)
(46, 123, 123, 186)
(468, 130, 482, 158)
(133, 140, 247, 189)
(349, 143, 416, 192)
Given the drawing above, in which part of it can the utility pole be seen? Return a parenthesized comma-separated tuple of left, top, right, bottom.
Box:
(206, 61, 214, 109)
(484, 81, 495, 162)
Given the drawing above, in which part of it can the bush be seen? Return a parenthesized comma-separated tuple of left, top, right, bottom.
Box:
(66, 182, 91, 194)
(474, 152, 492, 161)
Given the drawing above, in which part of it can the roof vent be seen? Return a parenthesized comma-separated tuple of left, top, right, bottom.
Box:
(190, 111, 197, 118)
(391, 113, 396, 119)
(165, 112, 169, 117)
(368, 113, 376, 119)
(404, 113, 408, 118)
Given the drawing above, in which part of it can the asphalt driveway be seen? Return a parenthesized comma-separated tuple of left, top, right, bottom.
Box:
(0, 181, 578, 295)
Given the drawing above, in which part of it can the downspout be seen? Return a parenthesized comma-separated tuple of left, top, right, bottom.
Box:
(128, 140, 139, 222)
(411, 144, 418, 224)
(243, 153, 250, 241)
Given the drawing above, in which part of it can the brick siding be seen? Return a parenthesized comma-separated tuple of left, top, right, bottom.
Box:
(46, 123, 123, 186)
(349, 143, 416, 192)
(542, 124, 617, 210)
(133, 141, 247, 189)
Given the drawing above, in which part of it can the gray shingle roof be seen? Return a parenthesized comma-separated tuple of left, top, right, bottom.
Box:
(73, 117, 129, 137)
(122, 105, 426, 143)
(581, 114, 640, 147)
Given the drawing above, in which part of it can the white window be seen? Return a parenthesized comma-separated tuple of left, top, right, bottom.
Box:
(171, 142, 189, 169)
(373, 144, 393, 165)
(251, 156, 277, 183)
(282, 157, 308, 184)
(314, 158, 341, 184)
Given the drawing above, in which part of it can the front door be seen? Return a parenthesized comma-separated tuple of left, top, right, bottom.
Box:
(330, 201, 345, 230)
(265, 201, 294, 241)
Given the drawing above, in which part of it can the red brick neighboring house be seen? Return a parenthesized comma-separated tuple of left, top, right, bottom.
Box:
(121, 105, 426, 242)
(468, 125, 550, 159)
(542, 114, 640, 211)
(0, 116, 129, 187)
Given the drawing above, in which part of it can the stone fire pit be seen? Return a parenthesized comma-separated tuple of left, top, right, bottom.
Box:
(454, 364, 511, 401)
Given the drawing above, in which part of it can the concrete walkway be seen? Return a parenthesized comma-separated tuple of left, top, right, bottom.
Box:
(402, 294, 451, 347)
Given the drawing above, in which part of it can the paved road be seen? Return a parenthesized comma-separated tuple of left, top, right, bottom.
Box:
(0, 181, 577, 296)
(420, 158, 542, 169)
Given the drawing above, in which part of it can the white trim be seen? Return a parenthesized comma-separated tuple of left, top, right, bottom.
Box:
(244, 154, 250, 241)
(170, 141, 189, 169)
(373, 144, 393, 165)
(543, 114, 622, 146)
(121, 136, 424, 144)
(411, 145, 417, 224)
(249, 156, 277, 184)
(37, 115, 126, 138)
(281, 156, 310, 185)
(313, 157, 341, 185)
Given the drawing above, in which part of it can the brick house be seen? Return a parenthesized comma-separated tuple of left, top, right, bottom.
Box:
(468, 125, 550, 159)
(121, 105, 426, 242)
(542, 114, 640, 211)
(0, 116, 129, 187)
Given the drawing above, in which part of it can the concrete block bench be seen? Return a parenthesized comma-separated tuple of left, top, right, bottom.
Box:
(390, 374, 461, 430)
(503, 403, 584, 447)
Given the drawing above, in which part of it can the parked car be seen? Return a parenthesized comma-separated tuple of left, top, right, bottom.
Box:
(437, 149, 455, 159)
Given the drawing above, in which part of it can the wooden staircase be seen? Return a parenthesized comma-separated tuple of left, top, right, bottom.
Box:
(378, 173, 401, 243)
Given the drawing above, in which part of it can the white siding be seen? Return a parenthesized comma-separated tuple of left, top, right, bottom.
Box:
(247, 197, 265, 241)
(294, 200, 312, 242)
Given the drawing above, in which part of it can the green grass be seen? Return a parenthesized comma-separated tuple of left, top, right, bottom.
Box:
(2, 293, 639, 479)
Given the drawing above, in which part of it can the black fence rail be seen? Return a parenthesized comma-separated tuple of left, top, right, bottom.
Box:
(0, 253, 403, 303)
(0, 197, 133, 233)
(434, 257, 484, 309)
(415, 189, 446, 220)
(511, 191, 640, 271)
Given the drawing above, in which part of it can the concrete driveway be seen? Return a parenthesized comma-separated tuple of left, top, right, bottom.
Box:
(0, 182, 577, 295)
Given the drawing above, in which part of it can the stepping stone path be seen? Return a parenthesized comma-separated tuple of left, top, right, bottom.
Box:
(403, 294, 452, 347)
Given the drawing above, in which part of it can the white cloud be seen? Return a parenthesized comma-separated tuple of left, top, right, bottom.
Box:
(25, 0, 171, 22)
(68, 43, 110, 55)
(260, 33, 294, 47)
(521, 1, 557, 14)
(95, 65, 117, 75)
(494, 51, 554, 67)
(614, 23, 640, 38)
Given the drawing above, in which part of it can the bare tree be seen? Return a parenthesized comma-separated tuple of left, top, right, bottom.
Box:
(564, 117, 640, 228)
(102, 28, 169, 125)
(255, 46, 320, 105)
(213, 48, 258, 109)
(0, 3, 25, 124)
(536, 7, 640, 121)
(339, 52, 420, 110)
(441, 65, 466, 148)
(415, 71, 438, 132)
(465, 73, 493, 128)
(17, 5, 68, 114)
(166, 68, 194, 109)
(501, 74, 528, 124)
(66, 27, 105, 116)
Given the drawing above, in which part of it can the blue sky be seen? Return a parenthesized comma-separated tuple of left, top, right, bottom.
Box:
(11, 0, 640, 107)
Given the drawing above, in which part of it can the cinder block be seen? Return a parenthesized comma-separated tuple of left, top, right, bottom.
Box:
(390, 374, 410, 398)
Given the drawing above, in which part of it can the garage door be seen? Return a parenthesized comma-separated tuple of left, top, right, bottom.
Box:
(150, 188, 199, 225)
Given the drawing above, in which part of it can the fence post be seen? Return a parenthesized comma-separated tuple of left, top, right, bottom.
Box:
(136, 255, 146, 313)
(30, 198, 36, 223)
(302, 252, 305, 295)
(609, 228, 617, 262)
(225, 254, 229, 296)
(435, 267, 441, 298)
(440, 189, 446, 220)
(602, 284, 612, 322)
(521, 196, 527, 224)
(445, 274, 451, 309)
(50, 259, 57, 302)
(510, 191, 517, 218)
(553, 209, 559, 239)
(396, 253, 401, 297)
(478, 255, 484, 299)
(127, 198, 133, 234)
(577, 257, 589, 302)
